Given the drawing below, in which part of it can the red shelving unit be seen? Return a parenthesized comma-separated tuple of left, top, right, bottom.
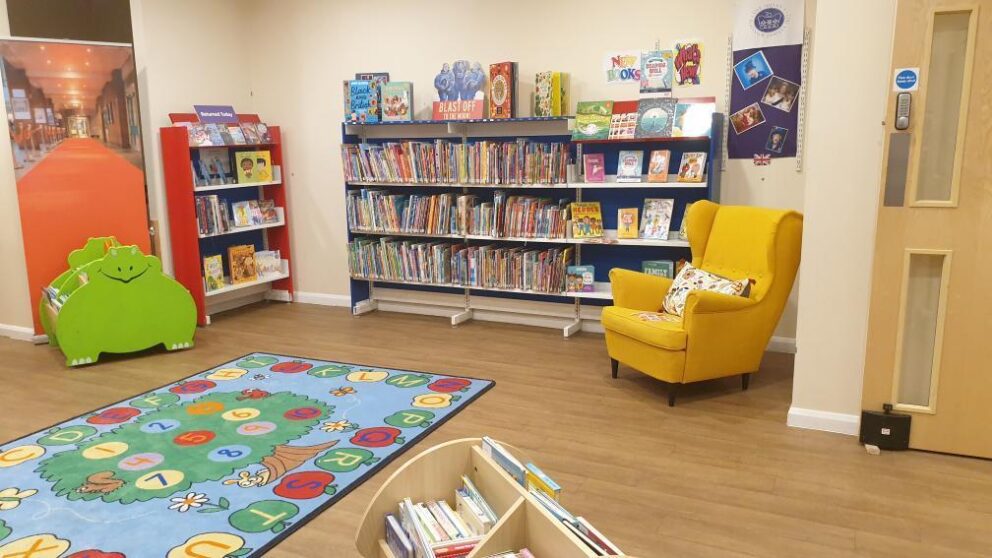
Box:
(161, 114, 293, 326)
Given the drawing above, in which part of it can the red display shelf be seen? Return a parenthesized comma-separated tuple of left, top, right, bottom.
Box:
(161, 115, 293, 326)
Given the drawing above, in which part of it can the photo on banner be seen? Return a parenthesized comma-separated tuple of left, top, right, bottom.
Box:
(727, 0, 805, 159)
(1, 39, 150, 333)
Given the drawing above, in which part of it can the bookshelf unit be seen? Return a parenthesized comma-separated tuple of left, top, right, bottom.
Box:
(161, 115, 294, 326)
(355, 438, 625, 558)
(343, 115, 722, 336)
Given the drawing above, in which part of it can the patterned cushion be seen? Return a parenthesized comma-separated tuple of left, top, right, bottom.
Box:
(662, 263, 751, 316)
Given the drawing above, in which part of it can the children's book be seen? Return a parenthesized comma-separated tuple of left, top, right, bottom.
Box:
(566, 265, 595, 293)
(569, 202, 603, 239)
(188, 124, 212, 146)
(635, 97, 676, 138)
(534, 71, 568, 117)
(583, 153, 606, 183)
(646, 150, 671, 183)
(231, 201, 253, 228)
(608, 100, 638, 140)
(673, 100, 716, 137)
(198, 148, 233, 185)
(218, 124, 235, 145)
(204, 123, 226, 146)
(640, 49, 674, 94)
(259, 199, 279, 223)
(616, 150, 643, 182)
(240, 122, 261, 144)
(573, 100, 612, 140)
(342, 80, 352, 122)
(677, 152, 707, 183)
(489, 62, 516, 119)
(203, 255, 224, 291)
(227, 244, 257, 285)
(254, 249, 282, 276)
(640, 198, 675, 240)
(642, 260, 675, 278)
(385, 514, 414, 558)
(226, 125, 247, 144)
(617, 208, 639, 238)
(255, 123, 273, 143)
(381, 81, 413, 122)
(525, 463, 563, 501)
(234, 150, 272, 183)
(679, 202, 694, 239)
(348, 80, 379, 123)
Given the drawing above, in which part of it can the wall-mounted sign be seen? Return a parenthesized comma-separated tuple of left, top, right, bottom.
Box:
(892, 68, 919, 92)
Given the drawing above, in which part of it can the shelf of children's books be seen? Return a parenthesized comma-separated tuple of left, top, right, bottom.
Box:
(205, 264, 291, 298)
(350, 230, 687, 247)
(194, 180, 282, 193)
(573, 135, 710, 144)
(349, 230, 463, 240)
(345, 116, 573, 127)
(351, 276, 614, 300)
(345, 181, 574, 190)
(578, 178, 707, 189)
(198, 215, 285, 239)
(189, 142, 279, 150)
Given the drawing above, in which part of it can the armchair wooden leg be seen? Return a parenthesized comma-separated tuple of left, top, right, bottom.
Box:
(742, 373, 752, 391)
(610, 358, 619, 379)
(668, 383, 680, 407)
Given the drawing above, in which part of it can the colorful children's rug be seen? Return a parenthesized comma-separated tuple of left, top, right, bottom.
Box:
(0, 353, 493, 557)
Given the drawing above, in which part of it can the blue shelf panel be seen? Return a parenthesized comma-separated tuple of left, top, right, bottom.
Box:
(344, 116, 572, 126)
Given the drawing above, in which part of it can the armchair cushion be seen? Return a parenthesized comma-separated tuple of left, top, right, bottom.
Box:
(601, 307, 687, 351)
(662, 263, 751, 316)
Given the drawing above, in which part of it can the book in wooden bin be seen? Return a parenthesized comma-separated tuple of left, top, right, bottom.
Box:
(647, 149, 671, 183)
(227, 244, 258, 285)
(569, 202, 604, 239)
(489, 61, 517, 119)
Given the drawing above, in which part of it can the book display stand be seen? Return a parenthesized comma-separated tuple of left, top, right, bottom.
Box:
(39, 236, 196, 366)
(343, 115, 722, 336)
(355, 438, 626, 558)
(161, 114, 293, 326)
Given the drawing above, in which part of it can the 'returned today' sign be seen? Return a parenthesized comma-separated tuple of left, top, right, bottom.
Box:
(194, 104, 238, 124)
(432, 99, 484, 120)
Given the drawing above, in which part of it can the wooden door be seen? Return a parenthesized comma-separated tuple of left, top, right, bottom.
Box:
(862, 1, 991, 458)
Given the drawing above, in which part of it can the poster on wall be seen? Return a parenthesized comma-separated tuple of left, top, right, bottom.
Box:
(0, 39, 150, 334)
(604, 51, 641, 84)
(673, 42, 703, 86)
(640, 50, 674, 94)
(727, 0, 805, 160)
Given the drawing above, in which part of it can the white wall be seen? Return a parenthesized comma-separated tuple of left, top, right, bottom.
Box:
(243, 0, 807, 340)
(788, 0, 896, 434)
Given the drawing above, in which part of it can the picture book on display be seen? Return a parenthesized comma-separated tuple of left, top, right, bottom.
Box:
(679, 202, 693, 239)
(227, 244, 257, 285)
(226, 124, 247, 144)
(573, 100, 612, 140)
(203, 255, 224, 291)
(640, 49, 674, 94)
(640, 198, 675, 240)
(205, 123, 226, 146)
(234, 150, 273, 183)
(647, 149, 671, 183)
(381, 82, 414, 122)
(566, 265, 595, 293)
(617, 208, 639, 238)
(569, 202, 603, 239)
(616, 150, 643, 182)
(635, 97, 676, 138)
(534, 71, 568, 117)
(255, 249, 282, 276)
(583, 153, 605, 183)
(608, 100, 638, 140)
(673, 99, 716, 137)
(489, 62, 517, 119)
(195, 148, 233, 185)
(677, 152, 707, 183)
(346, 80, 380, 123)
(643, 259, 675, 278)
(240, 122, 262, 144)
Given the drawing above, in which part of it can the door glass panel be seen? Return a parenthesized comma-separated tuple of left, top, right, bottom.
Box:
(896, 253, 947, 407)
(916, 11, 972, 203)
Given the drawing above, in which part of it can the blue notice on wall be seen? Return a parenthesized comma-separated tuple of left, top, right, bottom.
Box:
(893, 68, 919, 92)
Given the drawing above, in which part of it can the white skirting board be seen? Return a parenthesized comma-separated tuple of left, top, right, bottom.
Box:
(787, 406, 860, 436)
(294, 291, 351, 307)
(0, 323, 36, 342)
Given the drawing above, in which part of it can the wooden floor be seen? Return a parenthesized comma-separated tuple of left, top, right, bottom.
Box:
(2, 302, 991, 557)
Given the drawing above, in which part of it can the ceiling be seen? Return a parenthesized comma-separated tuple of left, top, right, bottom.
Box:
(0, 41, 133, 112)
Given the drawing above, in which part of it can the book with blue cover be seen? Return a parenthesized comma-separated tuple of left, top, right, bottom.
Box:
(348, 80, 379, 123)
(482, 436, 525, 485)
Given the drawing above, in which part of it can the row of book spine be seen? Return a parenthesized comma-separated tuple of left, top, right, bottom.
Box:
(387, 477, 498, 558)
(195, 195, 232, 236)
(348, 238, 573, 294)
(347, 189, 569, 239)
(341, 140, 569, 185)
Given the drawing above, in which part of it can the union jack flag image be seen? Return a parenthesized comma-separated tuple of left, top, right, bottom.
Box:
(753, 153, 771, 166)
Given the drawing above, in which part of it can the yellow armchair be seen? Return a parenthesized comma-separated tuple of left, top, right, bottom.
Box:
(602, 200, 803, 405)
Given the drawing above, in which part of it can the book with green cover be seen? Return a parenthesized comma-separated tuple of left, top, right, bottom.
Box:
(642, 260, 675, 278)
(573, 101, 613, 140)
(381, 82, 413, 122)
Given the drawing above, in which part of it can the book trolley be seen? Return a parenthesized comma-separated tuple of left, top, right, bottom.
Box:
(344, 115, 723, 336)
(161, 115, 294, 326)
(355, 438, 628, 558)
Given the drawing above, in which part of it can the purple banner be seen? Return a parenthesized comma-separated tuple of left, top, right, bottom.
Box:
(194, 104, 238, 124)
(727, 44, 802, 159)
